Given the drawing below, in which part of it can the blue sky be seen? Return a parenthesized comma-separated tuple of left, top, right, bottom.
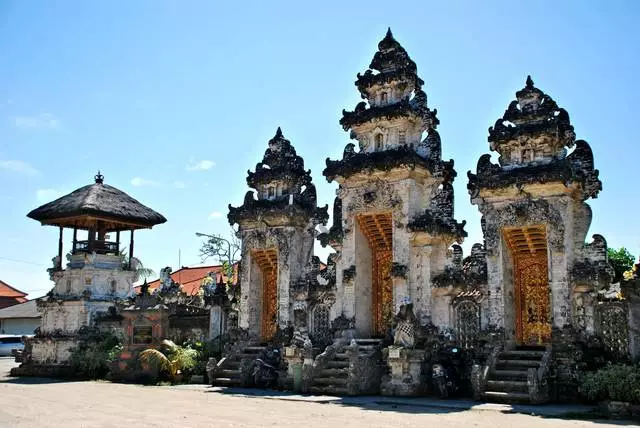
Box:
(1, 1, 639, 298)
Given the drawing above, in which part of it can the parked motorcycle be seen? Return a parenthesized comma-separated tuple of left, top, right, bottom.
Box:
(431, 345, 462, 398)
(252, 349, 280, 388)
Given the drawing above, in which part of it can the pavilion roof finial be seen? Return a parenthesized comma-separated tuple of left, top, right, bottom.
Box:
(94, 171, 104, 184)
(275, 126, 283, 138)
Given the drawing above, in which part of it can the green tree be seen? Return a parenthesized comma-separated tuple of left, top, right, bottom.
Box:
(195, 229, 240, 291)
(607, 247, 636, 283)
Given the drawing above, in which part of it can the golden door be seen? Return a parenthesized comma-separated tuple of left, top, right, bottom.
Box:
(515, 255, 552, 345)
(261, 271, 278, 343)
(372, 249, 393, 337)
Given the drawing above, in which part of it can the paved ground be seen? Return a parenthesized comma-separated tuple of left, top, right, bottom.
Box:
(0, 358, 633, 428)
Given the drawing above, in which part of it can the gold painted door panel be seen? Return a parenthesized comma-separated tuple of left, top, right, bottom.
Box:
(515, 255, 552, 345)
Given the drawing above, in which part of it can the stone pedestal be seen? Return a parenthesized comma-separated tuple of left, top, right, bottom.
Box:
(381, 346, 426, 396)
(282, 345, 305, 391)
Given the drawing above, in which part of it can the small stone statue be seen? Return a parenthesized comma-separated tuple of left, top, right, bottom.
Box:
(158, 267, 174, 291)
(86, 251, 97, 265)
(393, 296, 417, 348)
(206, 357, 218, 384)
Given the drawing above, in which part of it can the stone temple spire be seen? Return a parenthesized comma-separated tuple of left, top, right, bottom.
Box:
(229, 128, 328, 227)
(468, 76, 602, 203)
(326, 29, 452, 184)
(340, 28, 437, 145)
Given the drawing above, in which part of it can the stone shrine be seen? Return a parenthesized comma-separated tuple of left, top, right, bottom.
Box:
(13, 173, 166, 375)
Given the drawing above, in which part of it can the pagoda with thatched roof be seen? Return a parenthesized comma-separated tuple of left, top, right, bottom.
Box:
(28, 171, 166, 271)
(13, 172, 166, 376)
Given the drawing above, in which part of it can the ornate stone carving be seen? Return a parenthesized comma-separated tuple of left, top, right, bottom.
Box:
(393, 297, 417, 348)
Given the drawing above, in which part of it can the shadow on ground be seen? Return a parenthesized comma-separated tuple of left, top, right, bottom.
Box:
(205, 386, 639, 425)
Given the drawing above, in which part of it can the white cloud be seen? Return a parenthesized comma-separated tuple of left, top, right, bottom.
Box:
(0, 160, 39, 176)
(186, 159, 216, 171)
(36, 188, 65, 202)
(173, 181, 187, 189)
(208, 211, 223, 220)
(131, 177, 159, 187)
(12, 113, 60, 129)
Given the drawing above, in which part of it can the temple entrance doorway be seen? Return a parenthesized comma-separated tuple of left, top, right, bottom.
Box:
(357, 212, 393, 337)
(253, 249, 278, 343)
(504, 226, 552, 345)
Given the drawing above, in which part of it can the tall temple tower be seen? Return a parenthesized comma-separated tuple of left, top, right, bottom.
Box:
(322, 29, 466, 338)
(228, 128, 328, 343)
(467, 77, 607, 346)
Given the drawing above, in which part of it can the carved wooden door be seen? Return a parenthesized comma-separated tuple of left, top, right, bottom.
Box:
(261, 271, 278, 342)
(372, 249, 393, 337)
(515, 255, 552, 345)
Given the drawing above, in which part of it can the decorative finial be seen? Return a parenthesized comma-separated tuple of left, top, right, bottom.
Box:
(94, 171, 104, 184)
(526, 75, 534, 89)
(275, 126, 283, 138)
(386, 27, 393, 38)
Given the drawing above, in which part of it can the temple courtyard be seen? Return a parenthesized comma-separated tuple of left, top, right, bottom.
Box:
(0, 358, 631, 427)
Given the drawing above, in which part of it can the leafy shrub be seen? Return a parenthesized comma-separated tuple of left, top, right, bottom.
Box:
(182, 339, 221, 379)
(581, 363, 640, 404)
(69, 331, 122, 379)
(138, 340, 198, 384)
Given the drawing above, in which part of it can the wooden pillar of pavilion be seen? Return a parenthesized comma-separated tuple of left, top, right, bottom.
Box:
(129, 229, 135, 269)
(72, 227, 78, 254)
(58, 226, 64, 270)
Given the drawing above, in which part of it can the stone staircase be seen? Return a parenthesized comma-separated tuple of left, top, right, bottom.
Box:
(309, 338, 383, 396)
(210, 344, 267, 387)
(482, 346, 547, 403)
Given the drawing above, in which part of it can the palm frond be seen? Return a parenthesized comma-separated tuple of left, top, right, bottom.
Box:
(139, 349, 170, 372)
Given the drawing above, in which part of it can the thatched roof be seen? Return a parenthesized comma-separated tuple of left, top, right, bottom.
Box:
(27, 173, 167, 230)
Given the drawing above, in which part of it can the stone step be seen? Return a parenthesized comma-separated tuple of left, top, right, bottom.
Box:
(500, 350, 544, 360)
(313, 377, 348, 386)
(496, 359, 541, 368)
(212, 377, 243, 387)
(486, 379, 528, 393)
(318, 368, 349, 378)
(309, 385, 349, 396)
(514, 345, 546, 352)
(356, 345, 377, 352)
(490, 369, 529, 380)
(355, 339, 383, 344)
(334, 353, 349, 360)
(216, 369, 240, 378)
(483, 391, 530, 403)
(244, 346, 267, 353)
(326, 360, 349, 369)
(237, 352, 266, 359)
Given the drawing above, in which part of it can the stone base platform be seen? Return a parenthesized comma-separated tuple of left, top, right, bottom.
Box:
(381, 347, 427, 396)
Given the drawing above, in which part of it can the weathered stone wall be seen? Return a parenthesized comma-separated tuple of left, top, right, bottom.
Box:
(39, 300, 114, 335)
(30, 338, 76, 365)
